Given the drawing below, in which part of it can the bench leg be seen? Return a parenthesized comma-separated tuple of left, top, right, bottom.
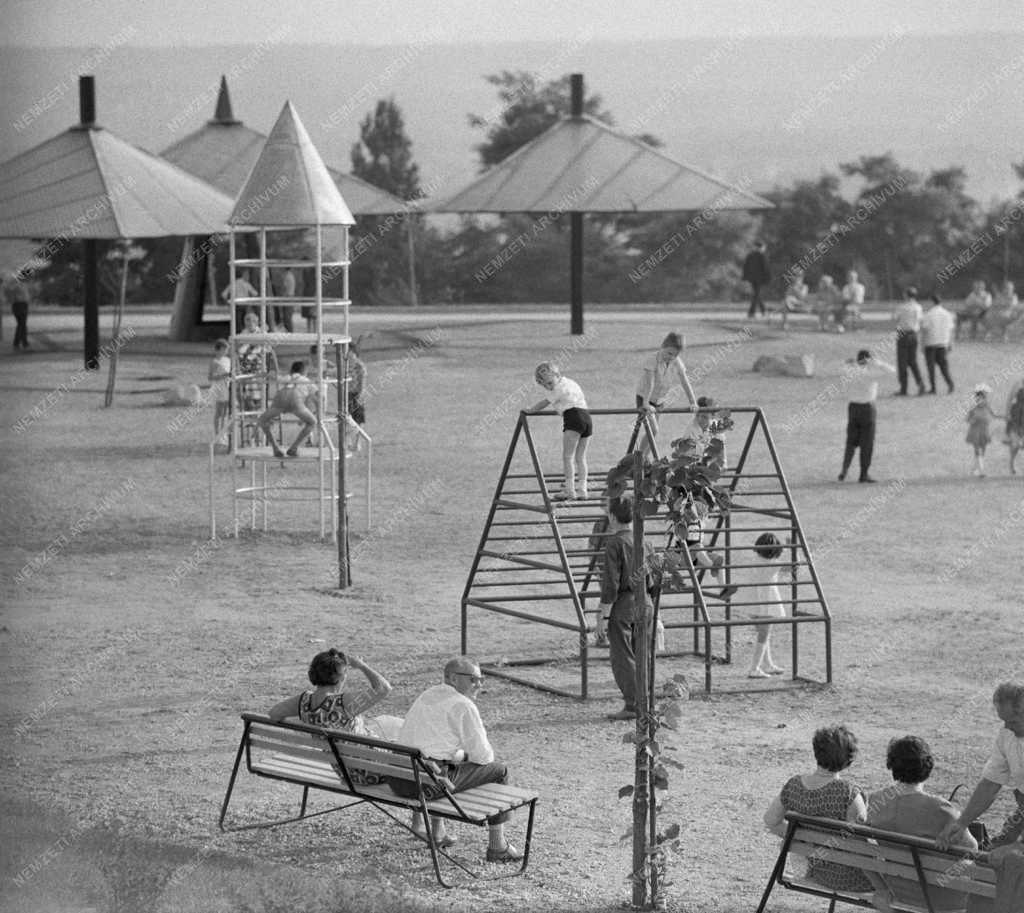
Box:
(219, 731, 249, 830)
(756, 823, 797, 913)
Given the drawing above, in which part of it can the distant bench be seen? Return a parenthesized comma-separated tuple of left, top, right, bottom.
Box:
(220, 712, 539, 887)
(757, 812, 996, 913)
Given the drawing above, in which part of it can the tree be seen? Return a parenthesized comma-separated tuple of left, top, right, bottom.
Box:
(605, 410, 734, 910)
(350, 98, 421, 306)
(469, 70, 613, 169)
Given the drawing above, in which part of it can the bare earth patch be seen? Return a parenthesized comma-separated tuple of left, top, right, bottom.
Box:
(1, 309, 1020, 912)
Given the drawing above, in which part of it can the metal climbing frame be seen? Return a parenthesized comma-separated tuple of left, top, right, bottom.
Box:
(460, 407, 832, 696)
(207, 221, 373, 540)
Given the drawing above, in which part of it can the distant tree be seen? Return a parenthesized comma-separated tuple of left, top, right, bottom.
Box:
(350, 98, 421, 306)
(760, 174, 854, 290)
(469, 71, 613, 169)
(840, 153, 983, 298)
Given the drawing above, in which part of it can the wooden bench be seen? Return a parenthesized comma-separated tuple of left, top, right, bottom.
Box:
(219, 712, 539, 887)
(757, 812, 996, 913)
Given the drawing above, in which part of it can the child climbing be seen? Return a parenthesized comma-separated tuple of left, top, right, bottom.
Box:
(529, 362, 592, 501)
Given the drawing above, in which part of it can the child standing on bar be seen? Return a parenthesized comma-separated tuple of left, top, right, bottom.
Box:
(529, 362, 592, 501)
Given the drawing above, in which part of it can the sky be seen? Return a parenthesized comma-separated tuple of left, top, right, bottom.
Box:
(6, 0, 1023, 46)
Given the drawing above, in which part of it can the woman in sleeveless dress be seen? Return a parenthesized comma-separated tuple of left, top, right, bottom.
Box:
(764, 724, 875, 893)
(269, 648, 401, 741)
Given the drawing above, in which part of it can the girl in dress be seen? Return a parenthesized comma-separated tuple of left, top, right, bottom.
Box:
(966, 384, 1000, 476)
(747, 532, 786, 678)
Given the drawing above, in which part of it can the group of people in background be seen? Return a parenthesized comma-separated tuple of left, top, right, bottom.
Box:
(764, 682, 1024, 912)
(743, 241, 1023, 343)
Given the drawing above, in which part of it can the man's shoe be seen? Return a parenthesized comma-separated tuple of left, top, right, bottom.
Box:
(485, 842, 524, 864)
(837, 472, 846, 482)
(859, 476, 877, 483)
(606, 707, 638, 721)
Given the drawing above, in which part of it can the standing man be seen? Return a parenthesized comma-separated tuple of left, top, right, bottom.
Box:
(838, 349, 895, 484)
(937, 682, 1024, 913)
(594, 495, 655, 720)
(838, 270, 865, 332)
(892, 287, 926, 396)
(742, 241, 771, 319)
(3, 270, 31, 350)
(389, 657, 523, 864)
(920, 294, 956, 394)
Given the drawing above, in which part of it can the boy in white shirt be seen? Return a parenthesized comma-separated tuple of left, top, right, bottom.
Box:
(530, 362, 592, 501)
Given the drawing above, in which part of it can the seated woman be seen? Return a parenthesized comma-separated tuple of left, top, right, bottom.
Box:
(814, 275, 843, 332)
(867, 735, 977, 912)
(268, 648, 401, 742)
(781, 269, 810, 328)
(764, 724, 875, 895)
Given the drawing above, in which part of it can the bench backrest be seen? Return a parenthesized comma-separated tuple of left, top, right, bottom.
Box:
(241, 713, 430, 787)
(785, 813, 996, 903)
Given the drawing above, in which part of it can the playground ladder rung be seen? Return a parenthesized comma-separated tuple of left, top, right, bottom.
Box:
(478, 550, 565, 572)
(464, 599, 582, 631)
(494, 499, 549, 513)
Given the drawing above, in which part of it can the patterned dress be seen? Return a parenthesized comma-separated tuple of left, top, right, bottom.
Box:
(779, 776, 874, 892)
(299, 690, 379, 784)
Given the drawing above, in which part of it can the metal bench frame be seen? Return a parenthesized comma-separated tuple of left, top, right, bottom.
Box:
(220, 712, 539, 887)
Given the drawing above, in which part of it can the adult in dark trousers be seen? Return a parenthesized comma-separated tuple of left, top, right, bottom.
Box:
(742, 241, 771, 318)
(920, 294, 956, 394)
(594, 495, 656, 720)
(3, 270, 31, 350)
(838, 349, 895, 484)
(892, 287, 926, 396)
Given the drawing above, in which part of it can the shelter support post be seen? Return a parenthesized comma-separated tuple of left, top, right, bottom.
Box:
(84, 239, 100, 369)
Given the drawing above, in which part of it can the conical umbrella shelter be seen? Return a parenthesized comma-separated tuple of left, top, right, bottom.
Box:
(428, 74, 773, 334)
(0, 76, 235, 367)
(163, 77, 409, 338)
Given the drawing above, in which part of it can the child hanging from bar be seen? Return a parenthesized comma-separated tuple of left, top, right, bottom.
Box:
(676, 396, 736, 599)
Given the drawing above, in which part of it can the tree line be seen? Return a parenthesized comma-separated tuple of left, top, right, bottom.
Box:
(31, 72, 1024, 308)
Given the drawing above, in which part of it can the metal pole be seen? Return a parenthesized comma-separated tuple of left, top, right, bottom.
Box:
(335, 341, 350, 588)
(569, 73, 585, 337)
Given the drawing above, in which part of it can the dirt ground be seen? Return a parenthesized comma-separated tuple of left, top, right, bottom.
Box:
(1, 306, 1021, 913)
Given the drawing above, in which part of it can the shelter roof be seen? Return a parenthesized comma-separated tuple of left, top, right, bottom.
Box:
(163, 79, 406, 216)
(0, 125, 235, 239)
(428, 115, 772, 213)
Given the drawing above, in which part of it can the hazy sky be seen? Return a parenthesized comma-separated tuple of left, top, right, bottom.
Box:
(6, 0, 1023, 46)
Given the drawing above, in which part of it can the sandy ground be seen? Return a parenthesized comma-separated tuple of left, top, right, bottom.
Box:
(0, 306, 1021, 913)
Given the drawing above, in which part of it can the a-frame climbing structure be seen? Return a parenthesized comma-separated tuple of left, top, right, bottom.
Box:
(461, 406, 832, 695)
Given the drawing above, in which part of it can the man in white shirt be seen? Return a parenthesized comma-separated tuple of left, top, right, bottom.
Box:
(838, 270, 865, 332)
(939, 682, 1024, 849)
(390, 657, 523, 863)
(838, 349, 896, 483)
(892, 287, 926, 396)
(920, 295, 956, 394)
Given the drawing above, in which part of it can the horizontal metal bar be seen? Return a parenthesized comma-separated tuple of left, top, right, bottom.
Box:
(464, 599, 581, 631)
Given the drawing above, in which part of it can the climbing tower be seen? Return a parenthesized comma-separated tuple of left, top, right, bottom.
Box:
(461, 406, 832, 694)
(208, 101, 371, 542)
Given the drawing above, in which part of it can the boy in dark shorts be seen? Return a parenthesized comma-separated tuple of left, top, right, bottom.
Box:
(530, 362, 592, 500)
